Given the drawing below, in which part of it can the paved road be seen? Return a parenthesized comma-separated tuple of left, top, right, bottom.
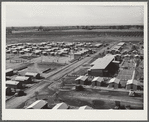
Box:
(6, 42, 116, 109)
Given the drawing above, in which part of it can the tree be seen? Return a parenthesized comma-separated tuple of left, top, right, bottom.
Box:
(11, 26, 15, 31)
(38, 26, 43, 31)
(7, 29, 12, 34)
(76, 26, 80, 29)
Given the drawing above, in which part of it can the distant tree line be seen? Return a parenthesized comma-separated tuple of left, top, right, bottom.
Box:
(6, 25, 143, 34)
(76, 25, 143, 30)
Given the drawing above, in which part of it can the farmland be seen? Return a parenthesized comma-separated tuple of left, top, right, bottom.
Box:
(6, 28, 143, 44)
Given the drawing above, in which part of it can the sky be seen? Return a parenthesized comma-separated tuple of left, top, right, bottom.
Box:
(5, 4, 144, 27)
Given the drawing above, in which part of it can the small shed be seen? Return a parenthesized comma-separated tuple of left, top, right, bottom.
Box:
(34, 50, 42, 55)
(42, 51, 48, 56)
(75, 76, 88, 85)
(6, 87, 12, 95)
(15, 76, 31, 84)
(91, 77, 104, 86)
(126, 79, 143, 90)
(19, 50, 25, 54)
(25, 72, 40, 79)
(108, 78, 120, 89)
(26, 100, 48, 109)
(6, 68, 14, 76)
(52, 102, 69, 109)
(12, 50, 17, 54)
(78, 105, 92, 109)
(6, 80, 23, 89)
(6, 50, 11, 54)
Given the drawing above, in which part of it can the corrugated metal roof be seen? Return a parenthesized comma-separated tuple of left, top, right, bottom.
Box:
(26, 100, 47, 109)
(90, 55, 115, 69)
(92, 77, 104, 82)
(75, 76, 88, 81)
(117, 42, 125, 46)
(52, 102, 68, 109)
(79, 105, 92, 109)
(108, 78, 120, 84)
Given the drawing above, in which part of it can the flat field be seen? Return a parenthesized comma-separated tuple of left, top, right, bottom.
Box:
(6, 29, 143, 44)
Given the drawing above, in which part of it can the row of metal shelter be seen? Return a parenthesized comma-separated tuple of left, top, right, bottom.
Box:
(74, 49, 89, 59)
(75, 75, 143, 90)
(26, 100, 92, 109)
(75, 76, 104, 86)
(7, 42, 102, 50)
(107, 42, 125, 54)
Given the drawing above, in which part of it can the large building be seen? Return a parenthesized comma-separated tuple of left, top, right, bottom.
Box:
(88, 55, 119, 77)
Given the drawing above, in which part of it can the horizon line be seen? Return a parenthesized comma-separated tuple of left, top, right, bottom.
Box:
(6, 24, 144, 28)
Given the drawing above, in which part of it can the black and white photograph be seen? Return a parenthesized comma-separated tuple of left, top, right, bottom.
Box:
(2, 2, 148, 120)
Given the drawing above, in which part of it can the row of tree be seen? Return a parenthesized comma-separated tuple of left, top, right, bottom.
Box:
(6, 25, 143, 34)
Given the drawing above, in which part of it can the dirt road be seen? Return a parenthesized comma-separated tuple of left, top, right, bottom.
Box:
(6, 42, 116, 109)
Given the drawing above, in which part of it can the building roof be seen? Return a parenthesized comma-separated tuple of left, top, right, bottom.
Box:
(34, 50, 42, 53)
(52, 102, 68, 109)
(90, 55, 115, 70)
(94, 43, 102, 47)
(126, 80, 143, 86)
(111, 45, 121, 51)
(117, 42, 125, 46)
(92, 77, 104, 82)
(108, 78, 120, 84)
(26, 100, 48, 109)
(6, 68, 13, 73)
(25, 72, 39, 77)
(79, 105, 92, 109)
(15, 76, 30, 81)
(75, 76, 88, 81)
(6, 80, 20, 85)
(74, 49, 88, 55)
